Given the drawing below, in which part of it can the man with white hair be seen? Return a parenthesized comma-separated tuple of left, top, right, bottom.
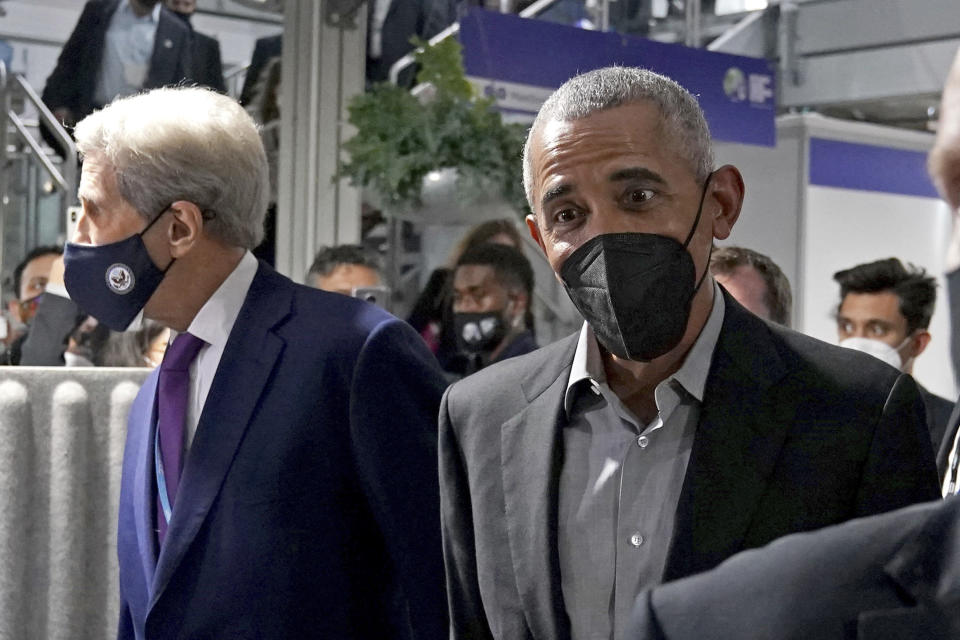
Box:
(438, 66, 940, 639)
(65, 87, 448, 639)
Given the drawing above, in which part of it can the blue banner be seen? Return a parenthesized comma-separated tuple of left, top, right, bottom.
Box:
(459, 8, 776, 147)
(809, 138, 938, 199)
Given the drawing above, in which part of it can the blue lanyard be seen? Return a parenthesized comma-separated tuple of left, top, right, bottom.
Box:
(154, 426, 173, 525)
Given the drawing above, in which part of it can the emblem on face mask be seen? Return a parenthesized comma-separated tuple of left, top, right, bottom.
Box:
(106, 263, 135, 294)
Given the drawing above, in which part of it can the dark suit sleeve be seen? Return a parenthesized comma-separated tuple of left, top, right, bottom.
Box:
(854, 373, 941, 515)
(628, 591, 669, 640)
(197, 36, 226, 93)
(41, 0, 98, 111)
(19, 293, 82, 366)
(240, 36, 281, 106)
(349, 317, 448, 639)
(439, 387, 495, 640)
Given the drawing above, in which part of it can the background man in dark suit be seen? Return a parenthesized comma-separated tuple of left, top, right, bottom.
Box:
(833, 257, 954, 455)
(66, 86, 447, 639)
(40, 0, 193, 146)
(439, 66, 940, 640)
(164, 0, 226, 92)
(709, 245, 792, 327)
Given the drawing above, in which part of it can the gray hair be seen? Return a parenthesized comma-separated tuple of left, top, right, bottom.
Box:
(74, 86, 269, 249)
(522, 66, 714, 210)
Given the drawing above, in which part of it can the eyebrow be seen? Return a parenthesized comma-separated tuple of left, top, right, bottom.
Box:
(540, 183, 573, 210)
(608, 167, 667, 185)
(539, 166, 669, 211)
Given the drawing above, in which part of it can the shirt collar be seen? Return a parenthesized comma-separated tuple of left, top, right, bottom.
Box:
(118, 0, 162, 22)
(185, 251, 259, 349)
(563, 279, 726, 417)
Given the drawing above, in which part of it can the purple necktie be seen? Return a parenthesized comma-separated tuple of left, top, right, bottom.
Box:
(156, 332, 206, 546)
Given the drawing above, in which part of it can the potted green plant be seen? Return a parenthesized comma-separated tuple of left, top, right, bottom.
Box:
(338, 37, 529, 220)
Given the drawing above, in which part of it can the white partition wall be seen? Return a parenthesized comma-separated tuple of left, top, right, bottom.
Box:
(716, 114, 956, 400)
(0, 367, 149, 640)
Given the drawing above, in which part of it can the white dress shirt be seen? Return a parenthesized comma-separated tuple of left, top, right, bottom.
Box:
(180, 251, 258, 450)
(94, 0, 161, 106)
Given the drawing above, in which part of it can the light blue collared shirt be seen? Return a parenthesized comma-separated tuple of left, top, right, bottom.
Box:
(558, 280, 726, 640)
(94, 0, 162, 106)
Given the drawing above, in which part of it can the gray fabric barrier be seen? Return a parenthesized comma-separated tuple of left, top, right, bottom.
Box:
(0, 367, 149, 640)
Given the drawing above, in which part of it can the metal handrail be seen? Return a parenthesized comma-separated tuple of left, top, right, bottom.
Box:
(0, 61, 8, 296)
(8, 112, 69, 193)
(388, 0, 566, 85)
(13, 73, 77, 204)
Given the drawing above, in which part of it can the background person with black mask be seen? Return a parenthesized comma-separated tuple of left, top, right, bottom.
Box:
(449, 243, 537, 378)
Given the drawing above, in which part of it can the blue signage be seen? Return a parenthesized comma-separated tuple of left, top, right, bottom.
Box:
(809, 138, 938, 199)
(458, 8, 776, 147)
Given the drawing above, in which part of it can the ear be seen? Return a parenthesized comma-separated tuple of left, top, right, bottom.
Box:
(910, 330, 932, 358)
(509, 288, 529, 315)
(166, 201, 205, 259)
(7, 299, 21, 324)
(525, 214, 547, 254)
(707, 165, 745, 241)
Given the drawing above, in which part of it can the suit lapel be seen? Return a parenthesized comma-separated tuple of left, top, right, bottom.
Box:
(146, 10, 180, 87)
(132, 368, 160, 584)
(663, 293, 791, 581)
(149, 265, 292, 607)
(500, 335, 577, 640)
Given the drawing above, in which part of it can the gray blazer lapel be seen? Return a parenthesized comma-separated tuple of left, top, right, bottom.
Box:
(500, 336, 576, 640)
(149, 265, 291, 607)
(664, 293, 790, 580)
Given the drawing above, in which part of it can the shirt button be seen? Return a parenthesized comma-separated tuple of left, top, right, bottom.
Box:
(629, 532, 644, 547)
(637, 435, 649, 448)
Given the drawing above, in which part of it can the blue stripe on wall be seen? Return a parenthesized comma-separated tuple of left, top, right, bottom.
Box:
(808, 137, 939, 199)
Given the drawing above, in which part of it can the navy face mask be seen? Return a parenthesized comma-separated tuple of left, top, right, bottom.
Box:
(64, 208, 173, 331)
(559, 173, 714, 362)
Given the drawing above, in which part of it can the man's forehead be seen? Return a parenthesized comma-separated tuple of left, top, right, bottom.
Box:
(454, 264, 497, 286)
(839, 291, 904, 321)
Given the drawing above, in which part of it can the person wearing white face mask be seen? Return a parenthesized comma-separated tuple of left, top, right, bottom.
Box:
(835, 257, 953, 455)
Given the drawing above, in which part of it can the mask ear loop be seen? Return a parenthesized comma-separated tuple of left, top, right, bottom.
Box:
(681, 172, 715, 295)
(139, 205, 178, 273)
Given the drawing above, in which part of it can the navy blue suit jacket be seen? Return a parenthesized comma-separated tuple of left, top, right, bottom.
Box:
(42, 0, 192, 124)
(630, 496, 960, 639)
(117, 263, 448, 639)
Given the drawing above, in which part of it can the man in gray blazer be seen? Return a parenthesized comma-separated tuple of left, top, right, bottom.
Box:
(439, 66, 941, 640)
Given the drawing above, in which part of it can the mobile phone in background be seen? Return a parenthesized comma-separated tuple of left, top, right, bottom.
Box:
(66, 205, 81, 242)
(352, 286, 391, 310)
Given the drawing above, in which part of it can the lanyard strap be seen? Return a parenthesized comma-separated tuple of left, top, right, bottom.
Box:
(947, 446, 960, 496)
(155, 425, 173, 525)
